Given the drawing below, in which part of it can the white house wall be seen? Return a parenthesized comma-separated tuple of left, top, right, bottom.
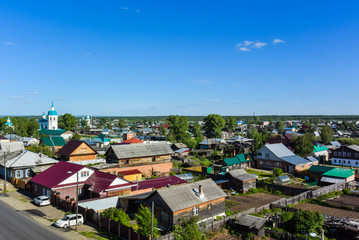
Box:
(59, 167, 95, 185)
(109, 177, 129, 186)
(331, 158, 359, 168)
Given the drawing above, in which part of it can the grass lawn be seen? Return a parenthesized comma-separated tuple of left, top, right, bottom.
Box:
(246, 170, 272, 179)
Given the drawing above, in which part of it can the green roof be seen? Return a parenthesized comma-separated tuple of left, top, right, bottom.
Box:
(314, 145, 328, 153)
(42, 136, 66, 147)
(224, 153, 253, 166)
(308, 165, 334, 173)
(224, 157, 240, 166)
(39, 129, 66, 136)
(322, 168, 355, 179)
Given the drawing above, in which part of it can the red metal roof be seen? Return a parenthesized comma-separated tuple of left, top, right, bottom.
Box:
(117, 169, 142, 176)
(0, 135, 8, 140)
(131, 176, 186, 191)
(120, 138, 143, 144)
(30, 161, 85, 189)
(85, 171, 134, 194)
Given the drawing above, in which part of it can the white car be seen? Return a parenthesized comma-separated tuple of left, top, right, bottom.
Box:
(33, 196, 50, 206)
(55, 214, 84, 228)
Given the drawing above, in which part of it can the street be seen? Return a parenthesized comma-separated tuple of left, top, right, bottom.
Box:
(0, 199, 65, 240)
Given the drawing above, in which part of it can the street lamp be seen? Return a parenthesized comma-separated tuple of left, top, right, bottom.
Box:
(67, 171, 79, 230)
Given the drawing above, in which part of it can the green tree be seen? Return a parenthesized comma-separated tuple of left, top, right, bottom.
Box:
(203, 114, 225, 138)
(80, 120, 88, 128)
(58, 113, 77, 130)
(225, 117, 237, 132)
(172, 217, 206, 240)
(135, 205, 160, 238)
(99, 117, 107, 126)
(102, 208, 131, 227)
(159, 125, 167, 136)
(320, 125, 334, 144)
(166, 115, 191, 143)
(192, 122, 203, 144)
(286, 210, 324, 235)
(273, 168, 283, 177)
(28, 145, 55, 158)
(277, 121, 285, 133)
(118, 119, 126, 128)
(293, 133, 314, 157)
(71, 133, 81, 140)
(247, 128, 263, 151)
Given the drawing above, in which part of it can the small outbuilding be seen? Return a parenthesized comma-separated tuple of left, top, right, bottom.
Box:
(234, 214, 266, 237)
(273, 175, 290, 185)
(228, 169, 256, 192)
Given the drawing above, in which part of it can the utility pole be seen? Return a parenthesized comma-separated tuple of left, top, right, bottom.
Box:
(3, 152, 6, 192)
(151, 201, 154, 239)
(76, 172, 79, 230)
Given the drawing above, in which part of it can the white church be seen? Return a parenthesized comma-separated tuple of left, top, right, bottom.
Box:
(39, 102, 58, 130)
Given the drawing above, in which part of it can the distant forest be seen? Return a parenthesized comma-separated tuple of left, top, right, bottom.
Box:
(4, 115, 359, 122)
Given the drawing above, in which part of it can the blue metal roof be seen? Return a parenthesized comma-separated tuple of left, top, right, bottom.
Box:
(281, 155, 309, 165)
(48, 110, 57, 116)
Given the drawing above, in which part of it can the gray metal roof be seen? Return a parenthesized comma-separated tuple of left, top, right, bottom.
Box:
(5, 150, 58, 168)
(78, 196, 119, 211)
(330, 141, 341, 148)
(235, 214, 266, 229)
(109, 142, 173, 159)
(264, 143, 295, 158)
(348, 145, 359, 152)
(0, 142, 24, 154)
(306, 156, 319, 162)
(228, 169, 256, 182)
(281, 155, 309, 165)
(321, 177, 345, 184)
(155, 179, 227, 212)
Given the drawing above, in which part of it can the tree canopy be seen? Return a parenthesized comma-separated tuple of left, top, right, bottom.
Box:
(225, 117, 237, 132)
(58, 113, 77, 130)
(293, 133, 314, 157)
(135, 205, 160, 238)
(286, 210, 324, 235)
(203, 114, 225, 138)
(172, 217, 206, 240)
(102, 207, 131, 227)
(320, 125, 334, 144)
(247, 127, 263, 151)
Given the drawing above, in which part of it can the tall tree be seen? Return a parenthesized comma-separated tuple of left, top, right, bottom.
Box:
(203, 114, 225, 138)
(277, 121, 285, 133)
(247, 127, 263, 151)
(118, 119, 126, 128)
(320, 125, 334, 144)
(172, 217, 206, 240)
(287, 210, 324, 235)
(225, 117, 237, 132)
(293, 133, 314, 157)
(58, 113, 77, 130)
(166, 115, 190, 143)
(192, 122, 204, 144)
(135, 205, 160, 238)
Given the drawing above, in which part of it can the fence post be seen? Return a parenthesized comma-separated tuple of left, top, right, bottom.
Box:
(84, 207, 88, 222)
(118, 222, 121, 236)
(128, 227, 131, 240)
(98, 212, 101, 228)
(108, 218, 111, 231)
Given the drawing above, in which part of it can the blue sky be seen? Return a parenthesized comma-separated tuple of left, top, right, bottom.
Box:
(1, 0, 359, 116)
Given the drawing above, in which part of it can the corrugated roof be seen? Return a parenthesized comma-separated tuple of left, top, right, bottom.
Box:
(78, 196, 118, 211)
(121, 138, 143, 144)
(330, 141, 341, 148)
(306, 156, 319, 162)
(308, 165, 334, 173)
(132, 176, 186, 191)
(0, 142, 24, 153)
(224, 153, 253, 166)
(30, 161, 85, 188)
(85, 171, 134, 194)
(264, 143, 295, 158)
(347, 145, 359, 152)
(314, 145, 328, 152)
(117, 169, 142, 176)
(108, 142, 173, 159)
(320, 177, 345, 184)
(224, 157, 240, 166)
(281, 155, 309, 165)
(42, 136, 66, 147)
(6, 150, 58, 168)
(322, 168, 355, 179)
(39, 129, 66, 136)
(235, 214, 266, 229)
(154, 179, 226, 212)
(228, 169, 256, 181)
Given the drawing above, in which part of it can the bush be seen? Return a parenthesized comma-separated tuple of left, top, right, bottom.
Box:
(342, 188, 351, 195)
(273, 168, 283, 177)
(101, 208, 130, 227)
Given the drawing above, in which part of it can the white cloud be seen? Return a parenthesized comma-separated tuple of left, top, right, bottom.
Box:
(236, 40, 254, 47)
(8, 96, 24, 99)
(273, 38, 285, 44)
(253, 42, 267, 48)
(4, 42, 15, 46)
(121, 7, 130, 10)
(22, 91, 39, 95)
(238, 47, 251, 52)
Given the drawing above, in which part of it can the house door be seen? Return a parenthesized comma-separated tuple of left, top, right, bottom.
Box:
(288, 166, 293, 173)
(42, 188, 46, 196)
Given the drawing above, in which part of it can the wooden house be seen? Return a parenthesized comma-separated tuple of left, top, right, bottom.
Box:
(57, 140, 98, 163)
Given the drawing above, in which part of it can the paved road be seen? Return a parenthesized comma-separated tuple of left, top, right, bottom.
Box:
(0, 199, 65, 240)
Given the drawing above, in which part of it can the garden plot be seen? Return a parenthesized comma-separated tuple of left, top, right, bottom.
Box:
(294, 203, 359, 220)
(226, 193, 283, 212)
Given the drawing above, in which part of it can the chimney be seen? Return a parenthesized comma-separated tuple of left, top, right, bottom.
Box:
(199, 185, 203, 197)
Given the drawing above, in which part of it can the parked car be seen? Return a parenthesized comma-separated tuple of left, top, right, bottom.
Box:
(54, 214, 84, 228)
(33, 196, 50, 206)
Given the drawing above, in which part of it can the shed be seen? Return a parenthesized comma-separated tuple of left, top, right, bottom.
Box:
(228, 169, 256, 192)
(273, 175, 290, 185)
(234, 214, 266, 237)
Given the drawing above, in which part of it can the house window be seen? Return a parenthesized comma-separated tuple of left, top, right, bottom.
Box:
(334, 152, 337, 156)
(207, 204, 213, 210)
(348, 153, 351, 157)
(16, 170, 22, 178)
(338, 160, 341, 163)
(152, 157, 156, 162)
(125, 160, 129, 164)
(193, 207, 199, 216)
(257, 152, 262, 156)
(160, 210, 169, 222)
(113, 171, 116, 175)
(46, 190, 51, 198)
(265, 153, 270, 159)
(338, 152, 342, 157)
(343, 152, 347, 157)
(357, 161, 359, 165)
(34, 185, 37, 192)
(81, 171, 90, 178)
(355, 153, 359, 158)
(344, 160, 346, 164)
(78, 188, 84, 196)
(334, 160, 336, 163)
